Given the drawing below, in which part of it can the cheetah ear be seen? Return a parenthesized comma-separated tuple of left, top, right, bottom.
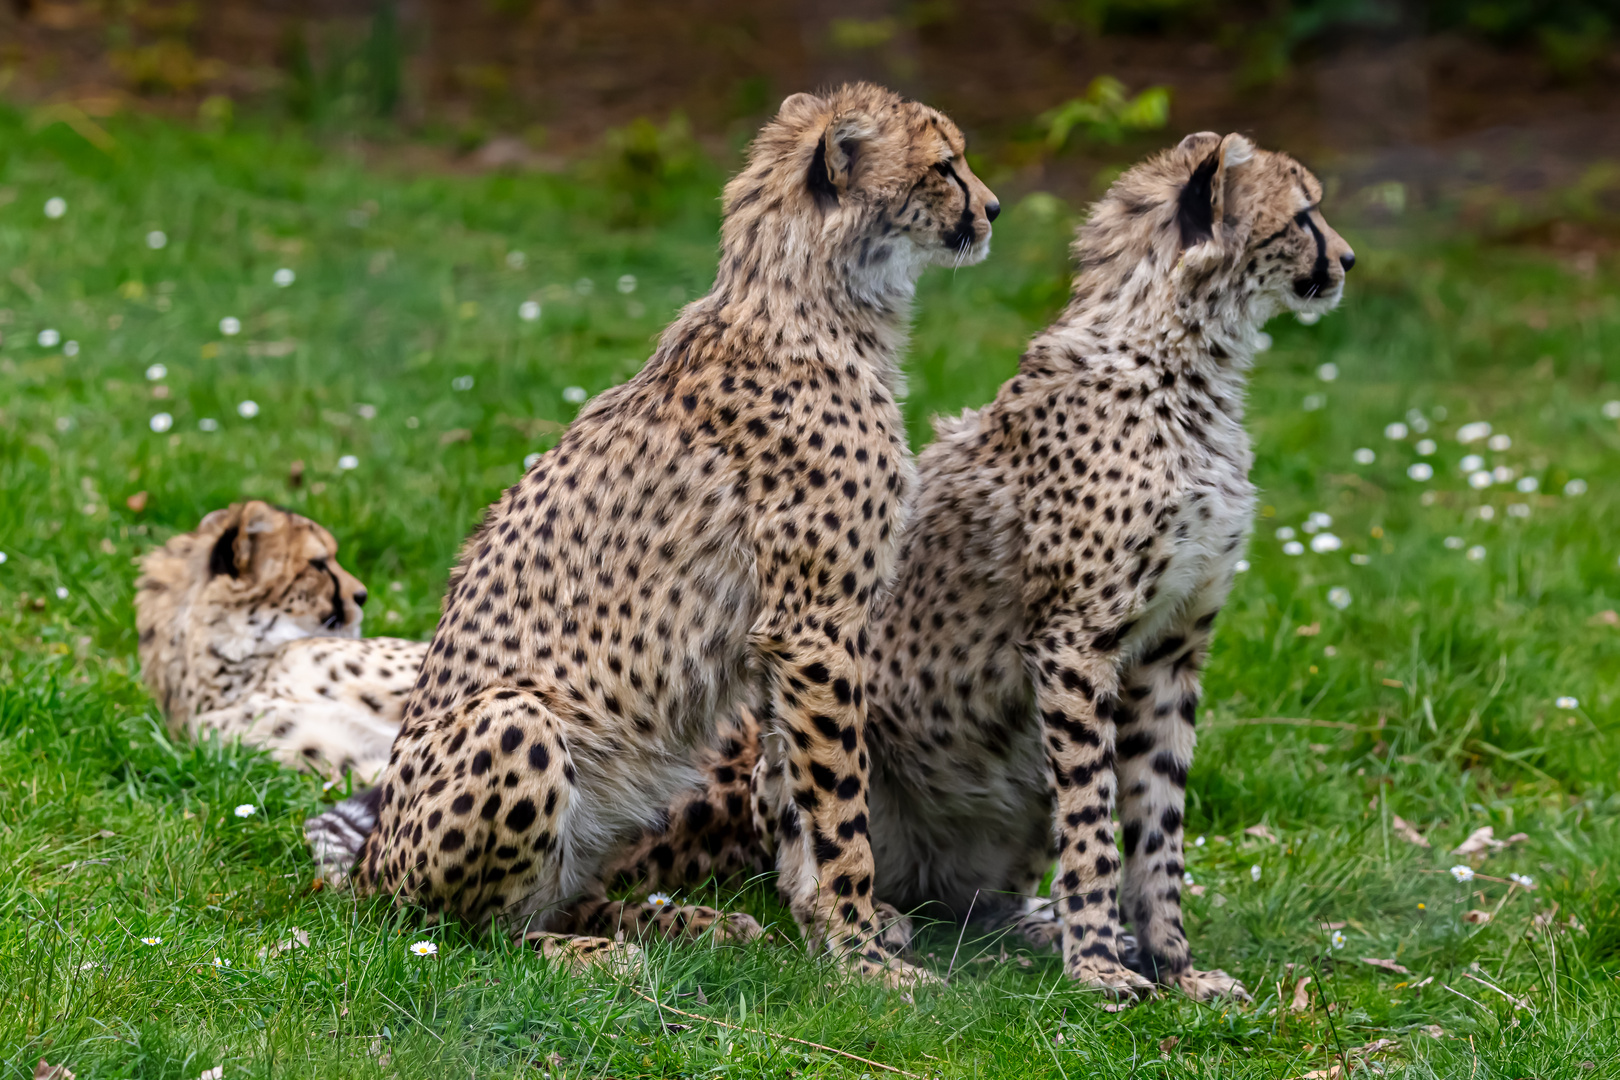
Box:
(807, 113, 873, 212)
(208, 502, 281, 580)
(1176, 132, 1253, 257)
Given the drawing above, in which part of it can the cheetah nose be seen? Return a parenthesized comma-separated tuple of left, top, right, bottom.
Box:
(1340, 251, 1356, 272)
(353, 589, 367, 608)
(984, 200, 1001, 223)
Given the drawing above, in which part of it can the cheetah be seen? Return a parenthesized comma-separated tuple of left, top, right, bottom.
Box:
(325, 84, 999, 982)
(134, 500, 425, 786)
(757, 132, 1354, 1000)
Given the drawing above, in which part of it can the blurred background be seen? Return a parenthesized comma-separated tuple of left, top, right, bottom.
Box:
(6, 0, 1620, 243)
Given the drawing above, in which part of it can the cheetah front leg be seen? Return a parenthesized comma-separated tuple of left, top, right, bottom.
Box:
(1117, 614, 1248, 1002)
(758, 634, 933, 988)
(1025, 628, 1154, 1001)
(557, 894, 763, 944)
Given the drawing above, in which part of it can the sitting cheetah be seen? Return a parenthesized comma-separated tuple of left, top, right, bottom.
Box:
(134, 501, 425, 785)
(756, 132, 1355, 1000)
(326, 84, 999, 982)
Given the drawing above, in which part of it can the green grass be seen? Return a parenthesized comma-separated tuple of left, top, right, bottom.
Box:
(2, 104, 1620, 1079)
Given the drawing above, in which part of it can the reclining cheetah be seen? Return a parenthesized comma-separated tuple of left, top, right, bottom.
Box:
(750, 132, 1355, 1000)
(322, 84, 999, 982)
(134, 500, 424, 785)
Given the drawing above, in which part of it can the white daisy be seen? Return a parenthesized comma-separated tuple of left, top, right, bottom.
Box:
(1604, 400, 1620, 420)
(212, 956, 231, 968)
(1275, 526, 1296, 541)
(1460, 454, 1484, 472)
(1331, 930, 1346, 949)
(1450, 864, 1475, 883)
(146, 363, 167, 381)
(1416, 438, 1437, 455)
(617, 274, 638, 294)
(356, 404, 377, 420)
(1466, 545, 1486, 562)
(1487, 434, 1512, 451)
(506, 251, 527, 269)
(562, 386, 588, 404)
(1183, 872, 1196, 885)
(1283, 541, 1305, 556)
(1444, 536, 1464, 549)
(234, 804, 256, 818)
(1234, 559, 1250, 573)
(141, 936, 162, 946)
(322, 779, 338, 792)
(647, 892, 673, 909)
(1194, 835, 1206, 847)
(237, 400, 259, 418)
(1556, 696, 1579, 709)
(1302, 393, 1325, 411)
(1407, 463, 1433, 481)
(519, 300, 541, 322)
(452, 375, 474, 391)
(1384, 422, 1408, 440)
(1350, 553, 1370, 565)
(1476, 505, 1495, 521)
(1310, 533, 1342, 553)
(1316, 362, 1338, 382)
(64, 341, 79, 357)
(1353, 448, 1375, 465)
(198, 418, 219, 432)
(55, 586, 69, 600)
(38, 329, 61, 348)
(147, 230, 167, 249)
(1406, 409, 1430, 433)
(410, 940, 438, 956)
(1564, 479, 1587, 496)
(1507, 503, 1530, 518)
(44, 196, 67, 219)
(1250, 864, 1262, 882)
(0, 552, 7, 565)
(1456, 421, 1491, 444)
(1515, 476, 1538, 493)
(273, 268, 296, 287)
(1509, 873, 1535, 887)
(1327, 587, 1352, 610)
(219, 316, 241, 336)
(574, 277, 594, 295)
(337, 455, 359, 470)
(1492, 465, 1514, 484)
(150, 413, 173, 433)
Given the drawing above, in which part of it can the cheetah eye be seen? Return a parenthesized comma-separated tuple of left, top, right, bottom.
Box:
(932, 160, 954, 178)
(310, 558, 328, 572)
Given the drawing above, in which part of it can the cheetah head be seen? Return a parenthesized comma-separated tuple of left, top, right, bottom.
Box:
(136, 501, 370, 713)
(1172, 131, 1355, 320)
(1075, 132, 1354, 335)
(724, 83, 999, 300)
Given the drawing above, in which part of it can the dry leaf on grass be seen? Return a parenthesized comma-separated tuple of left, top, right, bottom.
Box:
(258, 927, 310, 958)
(1359, 957, 1412, 975)
(35, 1062, 75, 1080)
(1452, 825, 1498, 856)
(1245, 824, 1279, 844)
(1286, 1038, 1402, 1079)
(1291, 975, 1314, 1012)
(198, 1068, 223, 1080)
(1159, 1035, 1179, 1058)
(1462, 909, 1492, 924)
(1296, 622, 1321, 637)
(1391, 815, 1430, 847)
(1588, 610, 1618, 627)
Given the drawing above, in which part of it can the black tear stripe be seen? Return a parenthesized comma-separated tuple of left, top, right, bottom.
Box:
(807, 138, 839, 211)
(939, 164, 977, 251)
(1176, 152, 1219, 250)
(209, 525, 241, 578)
(319, 561, 345, 629)
(1297, 209, 1329, 283)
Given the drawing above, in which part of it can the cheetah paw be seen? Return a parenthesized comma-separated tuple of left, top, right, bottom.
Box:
(871, 901, 916, 955)
(524, 931, 643, 975)
(1173, 967, 1250, 1003)
(706, 911, 765, 944)
(852, 954, 942, 990)
(1070, 960, 1156, 1003)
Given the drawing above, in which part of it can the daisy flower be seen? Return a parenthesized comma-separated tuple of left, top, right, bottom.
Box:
(647, 892, 673, 909)
(1415, 438, 1437, 455)
(562, 386, 588, 404)
(38, 329, 61, 348)
(1515, 476, 1538, 493)
(1456, 421, 1491, 444)
(273, 268, 296, 287)
(1604, 400, 1620, 420)
(410, 940, 438, 957)
(617, 274, 638, 294)
(1194, 835, 1206, 847)
(1461, 454, 1484, 472)
(1250, 864, 1262, 883)
(198, 418, 219, 432)
(506, 251, 527, 269)
(1283, 541, 1305, 556)
(1384, 422, 1408, 440)
(1331, 930, 1346, 949)
(1353, 448, 1375, 465)
(219, 316, 241, 336)
(45, 197, 67, 219)
(213, 956, 231, 968)
(1316, 362, 1337, 381)
(1564, 479, 1587, 496)
(1327, 587, 1352, 610)
(141, 936, 162, 946)
(64, 341, 79, 357)
(1407, 463, 1433, 481)
(55, 587, 69, 600)
(1466, 546, 1486, 562)
(1233, 560, 1250, 573)
(1275, 526, 1296, 540)
(451, 375, 474, 391)
(519, 300, 541, 322)
(147, 230, 167, 249)
(1449, 865, 1475, 883)
(1487, 434, 1512, 451)
(150, 413, 173, 433)
(1310, 533, 1342, 553)
(237, 400, 259, 418)
(234, 804, 256, 818)
(1509, 873, 1535, 887)
(1556, 696, 1579, 709)
(337, 455, 359, 470)
(146, 363, 167, 381)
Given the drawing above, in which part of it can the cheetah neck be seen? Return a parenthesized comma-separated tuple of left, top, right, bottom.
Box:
(707, 211, 926, 398)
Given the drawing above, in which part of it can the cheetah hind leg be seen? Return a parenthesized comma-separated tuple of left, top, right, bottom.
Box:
(560, 894, 763, 944)
(523, 931, 643, 975)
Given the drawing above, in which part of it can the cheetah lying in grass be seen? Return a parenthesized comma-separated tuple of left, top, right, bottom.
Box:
(308, 83, 999, 983)
(135, 501, 423, 787)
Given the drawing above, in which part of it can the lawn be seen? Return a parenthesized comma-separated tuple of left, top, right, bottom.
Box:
(1, 104, 1618, 1079)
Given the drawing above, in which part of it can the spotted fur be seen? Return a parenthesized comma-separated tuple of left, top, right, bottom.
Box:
(857, 132, 1354, 1000)
(134, 501, 422, 785)
(337, 84, 998, 985)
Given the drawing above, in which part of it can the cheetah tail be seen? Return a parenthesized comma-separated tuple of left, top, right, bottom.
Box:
(304, 784, 383, 886)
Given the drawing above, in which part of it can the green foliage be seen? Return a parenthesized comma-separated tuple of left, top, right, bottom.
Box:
(583, 113, 711, 228)
(2, 104, 1620, 1078)
(282, 4, 406, 126)
(1039, 77, 1172, 150)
